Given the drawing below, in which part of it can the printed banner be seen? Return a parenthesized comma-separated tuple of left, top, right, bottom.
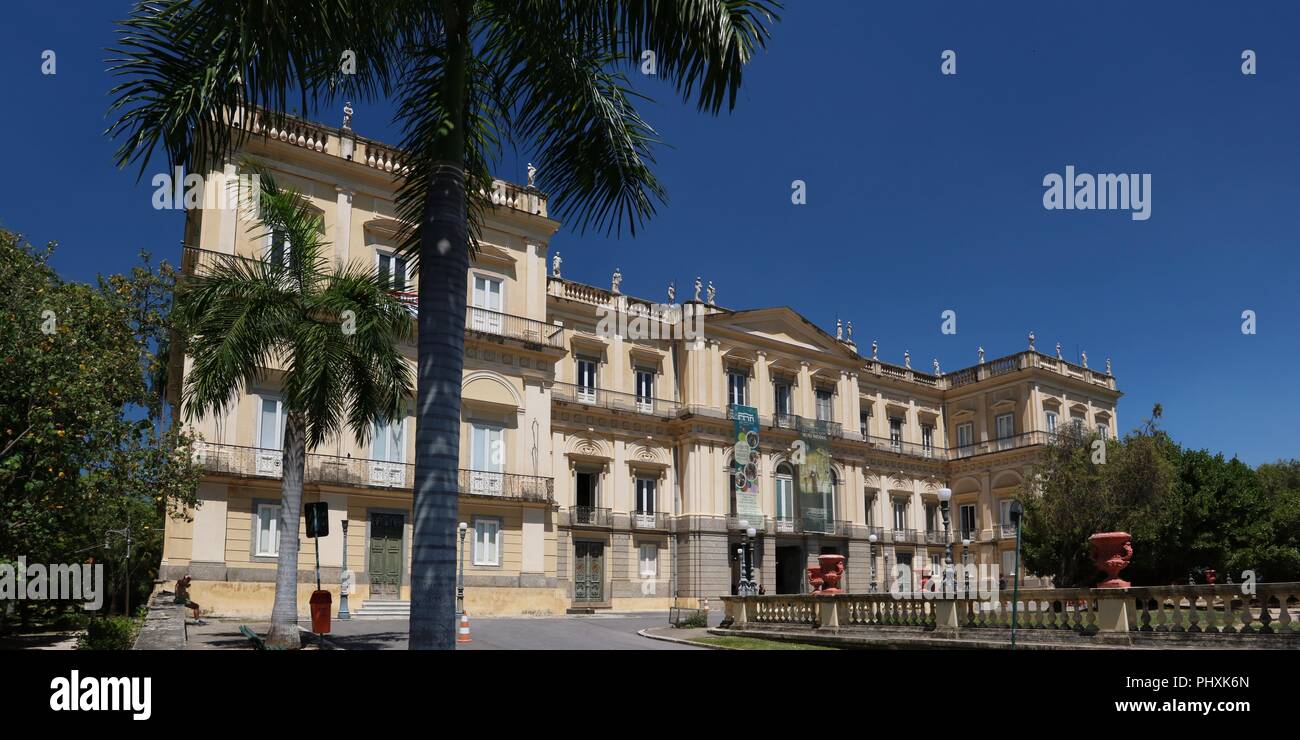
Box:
(731, 405, 763, 520)
(798, 421, 833, 533)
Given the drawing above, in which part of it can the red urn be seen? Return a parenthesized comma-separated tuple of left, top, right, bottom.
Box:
(1089, 532, 1133, 588)
(808, 554, 847, 595)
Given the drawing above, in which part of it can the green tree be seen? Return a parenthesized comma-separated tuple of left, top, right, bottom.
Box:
(107, 0, 780, 648)
(174, 175, 413, 648)
(1, 230, 200, 627)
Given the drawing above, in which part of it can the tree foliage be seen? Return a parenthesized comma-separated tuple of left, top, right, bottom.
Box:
(0, 229, 201, 623)
(1020, 408, 1300, 587)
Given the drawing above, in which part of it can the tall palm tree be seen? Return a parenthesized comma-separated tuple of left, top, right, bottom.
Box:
(108, 0, 779, 649)
(176, 173, 413, 648)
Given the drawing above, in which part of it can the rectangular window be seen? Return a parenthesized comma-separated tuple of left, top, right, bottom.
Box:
(636, 477, 657, 513)
(258, 397, 283, 450)
(775, 474, 794, 521)
(930, 554, 942, 579)
(576, 358, 598, 402)
(956, 422, 974, 451)
(255, 503, 281, 557)
(893, 500, 908, 531)
(473, 518, 501, 566)
(925, 503, 939, 534)
(1001, 549, 1018, 582)
(639, 543, 658, 577)
(1097, 423, 1109, 440)
(1045, 410, 1058, 435)
(267, 228, 290, 266)
(470, 423, 504, 472)
(921, 424, 934, 457)
(372, 418, 405, 464)
(996, 412, 1015, 450)
(889, 418, 903, 451)
(470, 275, 503, 333)
(815, 389, 834, 422)
(378, 252, 408, 292)
(774, 382, 792, 416)
(728, 371, 748, 407)
(859, 412, 869, 438)
(959, 504, 976, 540)
(634, 366, 655, 403)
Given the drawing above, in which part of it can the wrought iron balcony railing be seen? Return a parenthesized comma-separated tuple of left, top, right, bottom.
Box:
(191, 442, 554, 501)
(727, 514, 769, 532)
(890, 528, 918, 544)
(924, 530, 948, 545)
(551, 382, 681, 417)
(463, 305, 565, 349)
(630, 511, 670, 530)
(570, 506, 612, 528)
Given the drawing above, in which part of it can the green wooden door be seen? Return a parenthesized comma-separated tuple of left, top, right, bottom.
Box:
(369, 512, 403, 600)
(574, 541, 604, 603)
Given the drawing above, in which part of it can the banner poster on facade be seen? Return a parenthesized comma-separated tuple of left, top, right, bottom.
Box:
(798, 423, 832, 533)
(731, 405, 763, 520)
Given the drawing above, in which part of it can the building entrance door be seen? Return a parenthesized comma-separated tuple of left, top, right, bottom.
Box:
(368, 512, 404, 600)
(574, 541, 605, 603)
(775, 545, 803, 594)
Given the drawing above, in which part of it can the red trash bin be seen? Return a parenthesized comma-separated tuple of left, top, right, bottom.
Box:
(309, 590, 332, 635)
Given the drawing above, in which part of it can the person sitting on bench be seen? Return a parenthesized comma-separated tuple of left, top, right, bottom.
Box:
(174, 575, 201, 620)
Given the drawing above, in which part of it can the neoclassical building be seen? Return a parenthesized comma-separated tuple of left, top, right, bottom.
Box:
(160, 109, 1122, 617)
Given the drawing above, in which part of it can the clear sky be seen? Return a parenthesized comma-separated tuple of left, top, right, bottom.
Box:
(1, 1, 1296, 465)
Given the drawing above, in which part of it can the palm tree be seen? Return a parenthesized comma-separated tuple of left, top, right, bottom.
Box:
(176, 173, 413, 648)
(107, 0, 779, 649)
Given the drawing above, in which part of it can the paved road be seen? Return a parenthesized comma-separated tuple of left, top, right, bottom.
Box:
(186, 611, 715, 650)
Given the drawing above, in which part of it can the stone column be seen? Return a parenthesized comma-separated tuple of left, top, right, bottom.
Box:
(334, 187, 354, 264)
(754, 350, 770, 417)
(797, 361, 813, 417)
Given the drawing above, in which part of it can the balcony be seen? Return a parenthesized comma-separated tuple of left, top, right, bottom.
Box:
(630, 511, 670, 530)
(755, 410, 843, 439)
(773, 516, 799, 534)
(865, 526, 885, 542)
(463, 305, 565, 349)
(192, 443, 553, 502)
(570, 506, 612, 528)
(998, 523, 1018, 539)
(890, 528, 918, 545)
(924, 529, 948, 545)
(457, 469, 554, 503)
(866, 435, 946, 461)
(551, 382, 681, 417)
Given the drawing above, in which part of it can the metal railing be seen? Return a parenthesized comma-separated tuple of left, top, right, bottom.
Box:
(551, 382, 681, 417)
(924, 530, 948, 545)
(464, 305, 564, 348)
(570, 506, 612, 528)
(890, 528, 918, 544)
(727, 515, 769, 532)
(629, 511, 670, 530)
(457, 469, 554, 503)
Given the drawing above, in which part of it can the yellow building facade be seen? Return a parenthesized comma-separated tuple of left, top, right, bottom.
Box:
(160, 110, 1122, 617)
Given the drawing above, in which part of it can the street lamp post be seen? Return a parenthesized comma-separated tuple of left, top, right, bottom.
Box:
(338, 520, 351, 620)
(1009, 500, 1024, 650)
(938, 487, 954, 596)
(457, 521, 468, 617)
(961, 538, 971, 597)
(746, 525, 758, 594)
(868, 533, 878, 593)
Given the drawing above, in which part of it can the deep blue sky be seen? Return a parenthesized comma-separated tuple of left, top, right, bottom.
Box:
(2, 1, 1297, 465)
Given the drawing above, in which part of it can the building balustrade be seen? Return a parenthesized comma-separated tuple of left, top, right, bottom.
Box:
(890, 528, 919, 545)
(924, 529, 948, 545)
(721, 583, 1300, 641)
(552, 382, 681, 417)
(726, 514, 769, 532)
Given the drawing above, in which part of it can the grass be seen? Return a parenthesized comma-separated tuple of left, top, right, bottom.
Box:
(691, 635, 836, 650)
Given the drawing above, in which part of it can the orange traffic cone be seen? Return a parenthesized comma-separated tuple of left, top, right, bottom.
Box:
(457, 613, 472, 643)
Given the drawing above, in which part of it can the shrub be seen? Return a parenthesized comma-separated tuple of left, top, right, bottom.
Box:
(76, 616, 141, 651)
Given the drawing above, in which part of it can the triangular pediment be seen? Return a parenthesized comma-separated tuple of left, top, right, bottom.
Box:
(709, 307, 860, 361)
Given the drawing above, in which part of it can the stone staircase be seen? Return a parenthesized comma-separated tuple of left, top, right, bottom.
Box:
(349, 600, 410, 619)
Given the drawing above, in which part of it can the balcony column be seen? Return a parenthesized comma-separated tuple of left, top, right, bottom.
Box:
(797, 361, 813, 418)
(334, 186, 354, 264)
(684, 337, 706, 409)
(753, 350, 770, 416)
(847, 372, 862, 435)
(524, 239, 544, 319)
(217, 162, 238, 255)
(710, 339, 724, 408)
(979, 471, 993, 541)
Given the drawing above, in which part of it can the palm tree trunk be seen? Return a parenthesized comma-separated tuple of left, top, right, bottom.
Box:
(410, 1, 472, 651)
(266, 410, 306, 649)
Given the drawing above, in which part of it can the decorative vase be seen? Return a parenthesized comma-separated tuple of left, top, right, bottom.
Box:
(809, 554, 847, 595)
(1089, 532, 1133, 588)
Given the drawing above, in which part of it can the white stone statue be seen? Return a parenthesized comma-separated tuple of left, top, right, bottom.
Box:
(871, 340, 878, 360)
(1081, 350, 1088, 368)
(667, 282, 676, 303)
(933, 358, 941, 376)
(706, 281, 716, 305)
(342, 101, 353, 130)
(836, 319, 843, 340)
(1028, 331, 1036, 351)
(527, 162, 537, 188)
(611, 267, 622, 294)
(1106, 358, 1112, 375)
(904, 351, 911, 369)
(978, 346, 985, 364)
(846, 321, 853, 340)
(1056, 342, 1062, 360)
(552, 252, 562, 278)
(693, 277, 702, 302)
